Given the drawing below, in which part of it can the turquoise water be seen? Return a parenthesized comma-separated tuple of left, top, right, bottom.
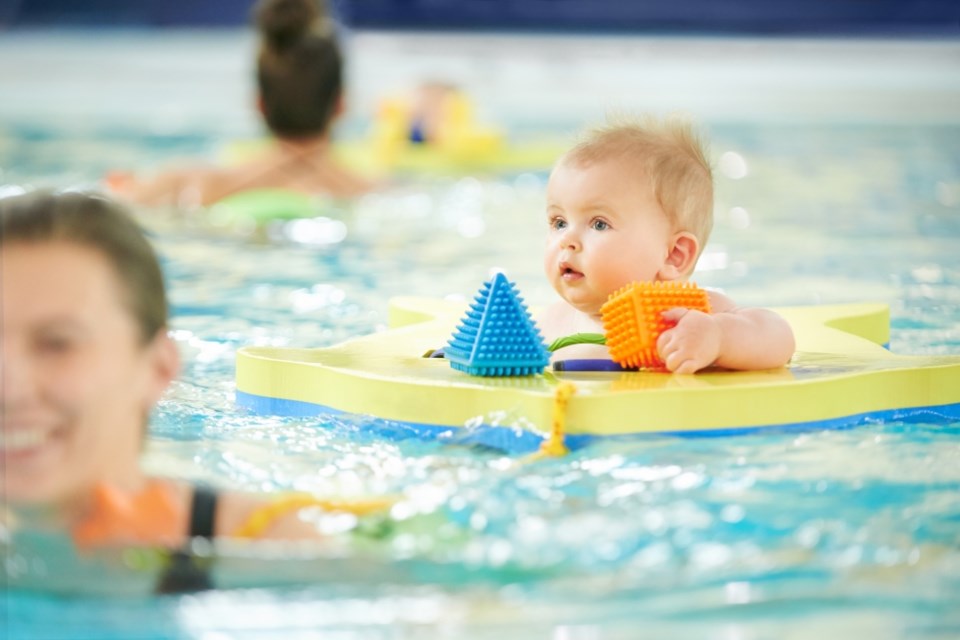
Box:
(3, 30, 960, 640)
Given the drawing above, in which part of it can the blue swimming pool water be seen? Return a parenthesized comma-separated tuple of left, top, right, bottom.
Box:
(3, 30, 960, 640)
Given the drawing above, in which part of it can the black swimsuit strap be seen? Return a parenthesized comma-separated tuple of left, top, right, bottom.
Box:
(155, 484, 218, 595)
(188, 485, 219, 539)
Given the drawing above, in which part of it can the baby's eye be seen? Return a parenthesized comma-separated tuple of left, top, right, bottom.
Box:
(591, 219, 610, 231)
(549, 217, 567, 230)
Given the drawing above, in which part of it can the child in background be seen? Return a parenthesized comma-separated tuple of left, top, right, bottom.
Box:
(109, 0, 372, 208)
(537, 115, 795, 373)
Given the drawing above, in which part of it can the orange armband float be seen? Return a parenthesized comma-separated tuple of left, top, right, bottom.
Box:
(72, 481, 185, 549)
(600, 281, 711, 370)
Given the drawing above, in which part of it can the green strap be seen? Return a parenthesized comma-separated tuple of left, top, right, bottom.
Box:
(547, 333, 606, 352)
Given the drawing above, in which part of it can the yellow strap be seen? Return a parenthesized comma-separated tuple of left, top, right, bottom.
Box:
(519, 379, 576, 463)
(232, 494, 396, 539)
(541, 380, 576, 456)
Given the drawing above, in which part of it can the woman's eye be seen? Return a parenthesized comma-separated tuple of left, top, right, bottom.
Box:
(592, 219, 610, 231)
(36, 336, 73, 355)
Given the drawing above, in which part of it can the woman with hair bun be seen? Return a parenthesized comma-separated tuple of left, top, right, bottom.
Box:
(109, 0, 373, 209)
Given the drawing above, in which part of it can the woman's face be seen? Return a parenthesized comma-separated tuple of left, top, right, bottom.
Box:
(1, 241, 178, 506)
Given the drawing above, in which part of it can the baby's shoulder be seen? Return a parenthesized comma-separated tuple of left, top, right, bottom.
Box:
(535, 300, 568, 337)
(706, 288, 737, 313)
(536, 301, 601, 340)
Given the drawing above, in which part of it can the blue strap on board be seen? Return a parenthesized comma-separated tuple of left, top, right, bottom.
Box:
(552, 359, 631, 372)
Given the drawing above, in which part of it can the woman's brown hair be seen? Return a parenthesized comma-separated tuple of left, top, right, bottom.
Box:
(254, 0, 343, 139)
(0, 190, 169, 343)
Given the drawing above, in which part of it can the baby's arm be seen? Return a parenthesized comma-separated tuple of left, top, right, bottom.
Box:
(656, 291, 795, 373)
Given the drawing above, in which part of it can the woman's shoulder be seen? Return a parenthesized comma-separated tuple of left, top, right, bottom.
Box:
(213, 489, 327, 541)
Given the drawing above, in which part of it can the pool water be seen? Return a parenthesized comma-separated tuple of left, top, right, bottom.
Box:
(3, 30, 960, 639)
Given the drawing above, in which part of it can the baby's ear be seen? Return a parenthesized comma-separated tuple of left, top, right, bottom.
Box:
(658, 232, 700, 280)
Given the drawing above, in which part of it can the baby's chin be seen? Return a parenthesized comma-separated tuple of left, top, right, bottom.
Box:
(562, 297, 605, 318)
(550, 283, 604, 317)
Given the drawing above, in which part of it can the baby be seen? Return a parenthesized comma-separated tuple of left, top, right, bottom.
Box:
(537, 116, 795, 373)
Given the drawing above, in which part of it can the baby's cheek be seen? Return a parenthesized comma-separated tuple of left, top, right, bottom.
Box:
(593, 264, 631, 298)
(542, 247, 556, 278)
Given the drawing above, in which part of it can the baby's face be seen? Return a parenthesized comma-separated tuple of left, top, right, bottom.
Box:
(544, 158, 676, 316)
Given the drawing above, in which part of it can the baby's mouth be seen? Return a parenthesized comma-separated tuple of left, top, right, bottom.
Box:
(560, 263, 584, 280)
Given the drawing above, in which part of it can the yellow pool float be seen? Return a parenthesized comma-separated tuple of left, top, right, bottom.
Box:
(350, 87, 566, 175)
(222, 132, 565, 180)
(235, 289, 960, 445)
(223, 89, 566, 180)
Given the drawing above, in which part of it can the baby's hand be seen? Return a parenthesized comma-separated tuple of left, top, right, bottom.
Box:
(656, 308, 722, 374)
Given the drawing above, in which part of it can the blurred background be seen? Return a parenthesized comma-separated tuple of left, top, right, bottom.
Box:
(2, 0, 958, 33)
(4, 3, 960, 639)
(2, 0, 958, 147)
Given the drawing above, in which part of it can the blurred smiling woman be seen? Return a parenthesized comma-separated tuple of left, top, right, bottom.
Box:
(1, 191, 395, 592)
(1, 191, 180, 509)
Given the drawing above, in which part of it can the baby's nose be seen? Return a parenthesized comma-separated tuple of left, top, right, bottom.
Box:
(560, 232, 581, 250)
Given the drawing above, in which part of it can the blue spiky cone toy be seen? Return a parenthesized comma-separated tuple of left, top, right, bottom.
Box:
(445, 272, 550, 376)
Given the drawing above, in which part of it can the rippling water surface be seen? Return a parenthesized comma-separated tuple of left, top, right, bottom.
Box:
(3, 30, 960, 640)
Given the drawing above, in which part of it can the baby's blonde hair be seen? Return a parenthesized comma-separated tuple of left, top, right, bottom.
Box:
(560, 114, 714, 260)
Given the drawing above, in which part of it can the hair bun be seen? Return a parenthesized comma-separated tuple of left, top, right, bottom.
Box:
(255, 0, 324, 51)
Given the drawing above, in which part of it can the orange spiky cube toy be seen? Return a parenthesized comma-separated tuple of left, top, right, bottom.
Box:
(600, 281, 711, 370)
